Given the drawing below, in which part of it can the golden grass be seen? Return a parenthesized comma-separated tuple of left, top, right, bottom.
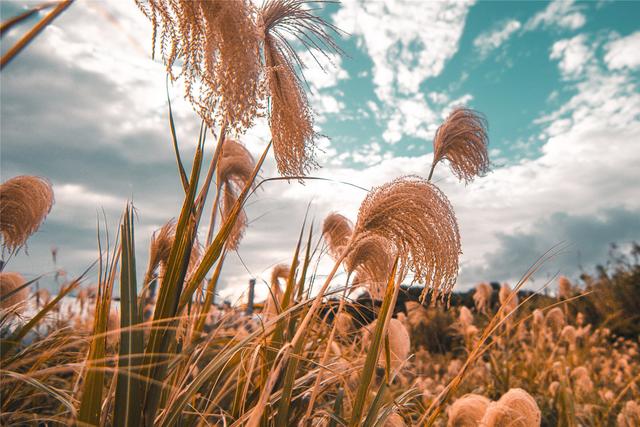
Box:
(1, 1, 638, 426)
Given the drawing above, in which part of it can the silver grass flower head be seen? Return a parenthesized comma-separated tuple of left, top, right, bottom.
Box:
(0, 272, 29, 313)
(431, 107, 490, 184)
(322, 212, 353, 260)
(480, 388, 541, 427)
(353, 176, 461, 301)
(344, 234, 394, 299)
(260, 0, 341, 177)
(0, 175, 54, 253)
(473, 282, 492, 313)
(136, 0, 262, 132)
(447, 394, 491, 427)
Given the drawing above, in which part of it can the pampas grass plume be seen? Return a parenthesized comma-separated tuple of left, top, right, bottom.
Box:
(322, 212, 353, 260)
(473, 282, 492, 313)
(0, 272, 29, 312)
(430, 108, 489, 183)
(0, 175, 54, 252)
(480, 388, 541, 427)
(447, 394, 491, 427)
(354, 176, 461, 301)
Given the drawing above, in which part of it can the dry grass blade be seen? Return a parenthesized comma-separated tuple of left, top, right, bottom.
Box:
(0, 175, 54, 253)
(353, 176, 461, 301)
(0, 0, 73, 70)
(429, 107, 489, 183)
(349, 258, 399, 426)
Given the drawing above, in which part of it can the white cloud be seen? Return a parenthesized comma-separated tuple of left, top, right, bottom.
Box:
(604, 31, 640, 70)
(473, 20, 522, 58)
(333, 0, 474, 103)
(333, 1, 475, 146)
(550, 34, 593, 79)
(525, 0, 586, 31)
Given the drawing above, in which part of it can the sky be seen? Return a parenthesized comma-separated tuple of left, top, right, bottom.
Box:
(1, 0, 640, 302)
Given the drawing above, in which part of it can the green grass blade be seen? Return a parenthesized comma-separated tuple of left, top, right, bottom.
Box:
(141, 141, 204, 425)
(178, 141, 271, 311)
(349, 258, 399, 427)
(78, 228, 120, 426)
(363, 381, 388, 427)
(113, 204, 143, 427)
(166, 77, 189, 194)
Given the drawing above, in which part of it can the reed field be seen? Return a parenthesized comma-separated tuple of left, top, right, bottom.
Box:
(1, 1, 639, 426)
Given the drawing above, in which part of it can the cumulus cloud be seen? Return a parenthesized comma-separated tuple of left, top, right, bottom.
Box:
(3, 0, 639, 303)
(604, 31, 640, 70)
(332, 0, 475, 145)
(473, 20, 522, 58)
(525, 0, 586, 31)
(550, 34, 593, 79)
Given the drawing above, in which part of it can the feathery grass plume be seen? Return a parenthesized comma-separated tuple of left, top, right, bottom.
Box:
(384, 412, 406, 427)
(473, 282, 492, 313)
(480, 388, 541, 427)
(458, 306, 474, 329)
(571, 366, 594, 397)
(216, 139, 255, 249)
(447, 394, 491, 427)
(545, 307, 566, 333)
(618, 401, 640, 427)
(345, 235, 394, 298)
(429, 107, 489, 183)
(322, 212, 353, 260)
(0, 272, 29, 312)
(260, 0, 340, 176)
(147, 220, 176, 275)
(36, 288, 51, 307)
(0, 175, 54, 253)
(353, 176, 461, 301)
(264, 263, 289, 317)
(557, 276, 572, 299)
(136, 0, 262, 131)
(498, 283, 518, 316)
(364, 317, 410, 373)
(560, 325, 577, 347)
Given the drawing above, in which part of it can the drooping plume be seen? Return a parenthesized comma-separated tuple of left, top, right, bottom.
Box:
(473, 282, 493, 313)
(430, 108, 489, 184)
(145, 220, 201, 286)
(322, 212, 353, 260)
(345, 235, 394, 299)
(264, 263, 289, 317)
(0, 176, 54, 253)
(259, 0, 341, 176)
(447, 394, 491, 427)
(0, 272, 29, 313)
(480, 388, 541, 427)
(364, 318, 410, 373)
(353, 176, 461, 301)
(216, 139, 255, 250)
(136, 0, 262, 131)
